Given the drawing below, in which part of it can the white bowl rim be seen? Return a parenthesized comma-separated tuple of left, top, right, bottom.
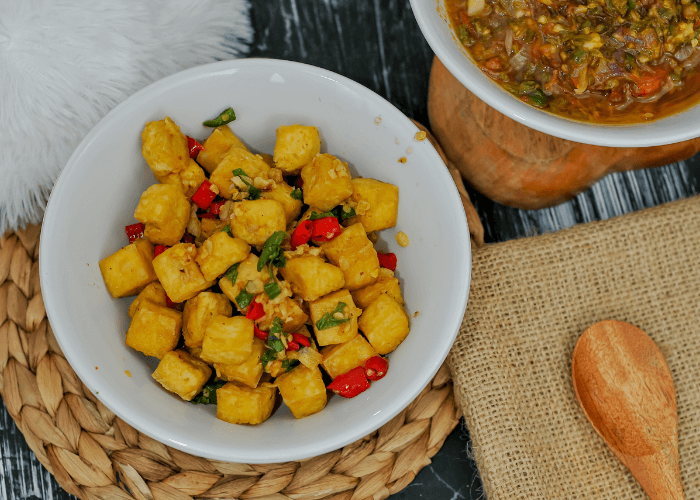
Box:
(39, 58, 472, 463)
(409, 0, 700, 147)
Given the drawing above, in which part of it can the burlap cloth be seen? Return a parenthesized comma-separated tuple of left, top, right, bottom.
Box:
(449, 194, 700, 499)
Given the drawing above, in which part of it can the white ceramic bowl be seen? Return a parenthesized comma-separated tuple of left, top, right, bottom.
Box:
(40, 59, 471, 463)
(410, 0, 700, 147)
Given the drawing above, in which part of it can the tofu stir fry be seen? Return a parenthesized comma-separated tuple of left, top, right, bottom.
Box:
(98, 110, 409, 425)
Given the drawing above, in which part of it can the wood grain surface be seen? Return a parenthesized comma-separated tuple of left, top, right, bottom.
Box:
(2, 1, 700, 499)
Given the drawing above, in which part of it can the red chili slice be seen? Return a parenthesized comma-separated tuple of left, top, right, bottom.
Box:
(191, 180, 217, 210)
(327, 366, 371, 398)
(125, 222, 144, 243)
(165, 294, 177, 309)
(311, 217, 341, 242)
(364, 356, 388, 381)
(154, 245, 169, 258)
(182, 233, 195, 243)
(187, 136, 205, 158)
(290, 220, 313, 249)
(209, 199, 226, 215)
(199, 211, 217, 219)
(254, 325, 268, 341)
(245, 298, 265, 320)
(286, 340, 300, 351)
(377, 252, 397, 271)
(291, 332, 311, 348)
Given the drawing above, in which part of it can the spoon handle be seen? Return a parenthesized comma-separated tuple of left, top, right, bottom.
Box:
(615, 448, 684, 500)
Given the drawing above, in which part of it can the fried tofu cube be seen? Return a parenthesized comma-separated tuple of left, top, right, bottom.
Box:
(125, 301, 182, 359)
(200, 315, 254, 365)
(217, 383, 276, 425)
(351, 275, 404, 309)
(152, 243, 216, 303)
(230, 199, 286, 246)
(128, 281, 167, 317)
(257, 295, 309, 333)
(280, 255, 345, 301)
(210, 148, 270, 199)
(347, 178, 399, 232)
(309, 290, 361, 346)
(196, 232, 251, 281)
(275, 365, 327, 419)
(152, 350, 212, 401)
(134, 184, 190, 246)
(273, 125, 321, 174)
(322, 223, 380, 290)
(197, 126, 248, 173)
(99, 238, 157, 298)
(321, 334, 378, 379)
(358, 294, 409, 355)
(218, 254, 270, 312)
(182, 292, 232, 349)
(155, 159, 207, 199)
(214, 337, 265, 388)
(260, 181, 303, 223)
(300, 154, 353, 212)
(141, 116, 189, 178)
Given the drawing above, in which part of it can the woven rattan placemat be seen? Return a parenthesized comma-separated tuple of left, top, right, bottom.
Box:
(449, 195, 700, 499)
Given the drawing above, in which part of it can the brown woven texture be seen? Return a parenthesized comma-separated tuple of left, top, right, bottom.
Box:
(449, 195, 700, 499)
(0, 223, 463, 500)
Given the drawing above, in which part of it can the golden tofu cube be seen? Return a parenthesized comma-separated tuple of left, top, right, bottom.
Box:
(141, 116, 189, 178)
(321, 334, 378, 379)
(210, 147, 270, 199)
(196, 232, 251, 281)
(301, 154, 353, 212)
(200, 315, 254, 365)
(125, 301, 182, 359)
(182, 292, 232, 348)
(275, 365, 327, 419)
(128, 281, 167, 317)
(200, 217, 227, 240)
(217, 383, 276, 425)
(218, 254, 270, 312)
(260, 181, 303, 224)
(152, 243, 216, 303)
(152, 350, 212, 401)
(230, 199, 286, 246)
(351, 275, 404, 309)
(99, 239, 157, 298)
(273, 125, 321, 174)
(257, 295, 309, 333)
(309, 290, 360, 346)
(280, 255, 345, 301)
(134, 184, 190, 246)
(197, 126, 248, 173)
(179, 159, 208, 198)
(322, 223, 380, 290)
(214, 337, 265, 388)
(358, 294, 409, 355)
(347, 178, 399, 232)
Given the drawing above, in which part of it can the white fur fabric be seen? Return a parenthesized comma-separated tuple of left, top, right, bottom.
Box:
(0, 0, 252, 234)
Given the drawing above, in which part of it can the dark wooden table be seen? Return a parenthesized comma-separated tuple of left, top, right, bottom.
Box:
(2, 1, 699, 498)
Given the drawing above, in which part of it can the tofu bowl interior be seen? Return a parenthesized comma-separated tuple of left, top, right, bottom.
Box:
(40, 59, 471, 463)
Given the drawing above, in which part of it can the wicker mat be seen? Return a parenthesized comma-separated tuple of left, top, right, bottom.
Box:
(449, 195, 700, 499)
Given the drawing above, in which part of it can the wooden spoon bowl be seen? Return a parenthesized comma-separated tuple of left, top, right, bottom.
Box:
(572, 320, 684, 500)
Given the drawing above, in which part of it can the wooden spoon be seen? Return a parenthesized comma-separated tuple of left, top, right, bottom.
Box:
(572, 320, 684, 500)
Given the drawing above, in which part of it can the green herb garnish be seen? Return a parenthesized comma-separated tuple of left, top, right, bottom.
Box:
(203, 108, 236, 127)
(224, 263, 240, 284)
(269, 317, 284, 335)
(261, 349, 278, 365)
(309, 211, 335, 220)
(282, 359, 300, 372)
(236, 285, 253, 309)
(527, 89, 548, 108)
(331, 205, 356, 221)
(258, 231, 287, 271)
(290, 188, 303, 200)
(191, 381, 227, 404)
(232, 168, 261, 199)
(266, 319, 285, 352)
(264, 281, 281, 300)
(222, 225, 232, 236)
(315, 302, 351, 330)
